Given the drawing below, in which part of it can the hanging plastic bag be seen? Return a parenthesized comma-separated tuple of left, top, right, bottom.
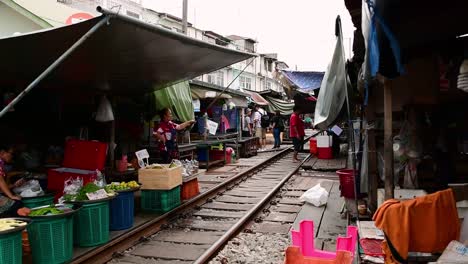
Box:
(94, 170, 107, 188)
(95, 95, 114, 122)
(299, 183, 329, 207)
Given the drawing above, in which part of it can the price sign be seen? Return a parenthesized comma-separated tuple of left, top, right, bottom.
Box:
(86, 189, 108, 200)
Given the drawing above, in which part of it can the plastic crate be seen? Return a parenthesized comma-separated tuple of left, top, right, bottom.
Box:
(73, 201, 110, 247)
(0, 231, 22, 264)
(210, 150, 225, 161)
(22, 195, 54, 209)
(109, 191, 135, 231)
(181, 178, 200, 201)
(141, 186, 181, 213)
(27, 216, 73, 264)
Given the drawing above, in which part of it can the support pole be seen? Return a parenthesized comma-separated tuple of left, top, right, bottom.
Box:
(182, 0, 188, 35)
(0, 16, 109, 119)
(384, 79, 394, 200)
(366, 90, 378, 211)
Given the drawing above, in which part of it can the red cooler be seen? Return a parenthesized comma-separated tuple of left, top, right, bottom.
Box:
(47, 139, 108, 201)
(316, 135, 333, 159)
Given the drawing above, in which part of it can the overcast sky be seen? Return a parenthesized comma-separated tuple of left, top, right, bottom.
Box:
(142, 0, 355, 71)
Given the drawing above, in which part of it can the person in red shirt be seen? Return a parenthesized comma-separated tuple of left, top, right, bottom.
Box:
(154, 108, 195, 163)
(289, 106, 305, 162)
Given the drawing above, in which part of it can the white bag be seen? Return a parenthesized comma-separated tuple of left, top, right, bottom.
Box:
(300, 183, 329, 207)
(95, 95, 114, 122)
(13, 180, 44, 197)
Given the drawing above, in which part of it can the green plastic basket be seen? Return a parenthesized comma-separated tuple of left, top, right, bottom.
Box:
(27, 216, 73, 264)
(0, 231, 22, 264)
(22, 195, 54, 209)
(141, 186, 181, 213)
(73, 201, 110, 247)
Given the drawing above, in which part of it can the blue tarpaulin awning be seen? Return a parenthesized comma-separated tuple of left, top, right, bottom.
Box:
(281, 70, 325, 93)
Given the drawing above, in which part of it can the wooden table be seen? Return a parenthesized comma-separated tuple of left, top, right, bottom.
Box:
(226, 137, 259, 158)
(178, 143, 197, 160)
(193, 139, 234, 171)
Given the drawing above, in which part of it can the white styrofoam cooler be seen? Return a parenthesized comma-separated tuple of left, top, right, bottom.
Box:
(316, 135, 333, 148)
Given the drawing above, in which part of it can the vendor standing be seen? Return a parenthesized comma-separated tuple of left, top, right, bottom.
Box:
(154, 108, 196, 163)
(0, 144, 27, 217)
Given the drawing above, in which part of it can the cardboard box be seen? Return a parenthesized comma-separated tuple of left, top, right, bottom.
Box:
(138, 165, 182, 190)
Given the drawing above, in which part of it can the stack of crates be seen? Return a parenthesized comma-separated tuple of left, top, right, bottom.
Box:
(138, 164, 182, 213)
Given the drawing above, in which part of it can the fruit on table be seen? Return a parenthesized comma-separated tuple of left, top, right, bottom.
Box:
(0, 219, 27, 232)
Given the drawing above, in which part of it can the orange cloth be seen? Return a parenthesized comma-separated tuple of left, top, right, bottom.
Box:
(373, 189, 460, 263)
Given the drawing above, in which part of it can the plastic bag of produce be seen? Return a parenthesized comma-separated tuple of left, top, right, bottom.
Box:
(13, 180, 44, 197)
(299, 184, 329, 207)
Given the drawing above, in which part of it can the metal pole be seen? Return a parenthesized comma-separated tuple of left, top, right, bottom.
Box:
(0, 16, 110, 119)
(206, 57, 255, 110)
(182, 0, 188, 35)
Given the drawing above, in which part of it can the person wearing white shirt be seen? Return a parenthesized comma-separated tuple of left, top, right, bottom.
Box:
(253, 105, 267, 150)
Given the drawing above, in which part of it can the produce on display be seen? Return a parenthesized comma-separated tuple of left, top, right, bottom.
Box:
(29, 205, 64, 216)
(64, 182, 115, 202)
(0, 219, 27, 232)
(105, 181, 140, 192)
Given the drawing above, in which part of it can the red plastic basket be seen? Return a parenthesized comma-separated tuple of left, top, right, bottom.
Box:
(181, 178, 200, 200)
(336, 169, 356, 199)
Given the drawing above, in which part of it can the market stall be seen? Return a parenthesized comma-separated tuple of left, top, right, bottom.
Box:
(0, 6, 254, 262)
(190, 80, 255, 162)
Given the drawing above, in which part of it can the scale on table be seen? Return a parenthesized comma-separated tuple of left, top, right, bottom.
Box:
(135, 149, 150, 168)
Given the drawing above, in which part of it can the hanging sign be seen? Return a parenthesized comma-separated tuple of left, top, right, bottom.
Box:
(206, 120, 218, 135)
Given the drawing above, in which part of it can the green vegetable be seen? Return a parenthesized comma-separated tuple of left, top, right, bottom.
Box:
(29, 205, 63, 216)
(76, 183, 101, 201)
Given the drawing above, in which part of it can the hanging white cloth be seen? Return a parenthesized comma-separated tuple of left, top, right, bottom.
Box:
(95, 95, 114, 122)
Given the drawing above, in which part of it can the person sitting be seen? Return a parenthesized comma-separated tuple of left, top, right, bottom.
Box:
(0, 144, 29, 217)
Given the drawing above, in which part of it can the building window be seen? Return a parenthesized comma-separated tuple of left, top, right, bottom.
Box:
(126, 10, 140, 19)
(265, 81, 272, 90)
(207, 71, 224, 86)
(239, 76, 252, 90)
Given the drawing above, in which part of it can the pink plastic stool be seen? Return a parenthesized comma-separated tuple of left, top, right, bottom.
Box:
(291, 220, 357, 259)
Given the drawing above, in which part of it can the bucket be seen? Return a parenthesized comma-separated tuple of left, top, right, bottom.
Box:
(336, 169, 357, 199)
(309, 138, 317, 155)
(109, 191, 135, 231)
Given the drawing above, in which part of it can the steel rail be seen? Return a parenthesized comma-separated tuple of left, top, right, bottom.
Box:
(71, 147, 292, 264)
(193, 153, 311, 264)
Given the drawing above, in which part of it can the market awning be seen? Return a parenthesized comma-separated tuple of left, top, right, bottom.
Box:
(191, 87, 232, 99)
(154, 81, 194, 122)
(0, 8, 254, 95)
(245, 91, 269, 106)
(280, 70, 325, 93)
(265, 96, 294, 115)
(360, 0, 468, 79)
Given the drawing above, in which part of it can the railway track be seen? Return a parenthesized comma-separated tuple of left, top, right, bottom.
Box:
(72, 147, 309, 264)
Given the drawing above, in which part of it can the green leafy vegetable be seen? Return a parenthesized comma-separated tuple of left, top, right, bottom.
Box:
(76, 183, 101, 201)
(29, 205, 63, 216)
